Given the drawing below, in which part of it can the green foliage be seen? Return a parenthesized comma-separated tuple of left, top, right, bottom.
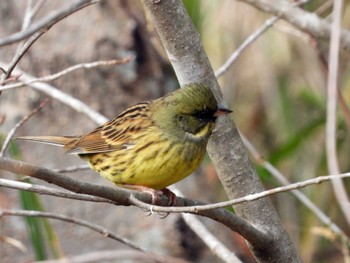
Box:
(19, 183, 63, 260)
(183, 0, 202, 31)
(1, 135, 62, 260)
(19, 188, 47, 260)
(269, 115, 325, 165)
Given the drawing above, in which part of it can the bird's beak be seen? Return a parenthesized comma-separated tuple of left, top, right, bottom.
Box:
(214, 106, 233, 117)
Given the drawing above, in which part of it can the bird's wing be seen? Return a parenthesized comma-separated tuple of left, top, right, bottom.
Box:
(16, 136, 79, 147)
(64, 102, 152, 155)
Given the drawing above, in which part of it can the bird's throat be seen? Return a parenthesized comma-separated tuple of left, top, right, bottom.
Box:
(185, 122, 214, 143)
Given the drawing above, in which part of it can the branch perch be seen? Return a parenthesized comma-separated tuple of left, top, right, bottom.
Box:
(0, 157, 266, 247)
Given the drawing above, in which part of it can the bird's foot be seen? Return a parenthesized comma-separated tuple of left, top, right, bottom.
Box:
(160, 188, 177, 206)
(123, 185, 177, 206)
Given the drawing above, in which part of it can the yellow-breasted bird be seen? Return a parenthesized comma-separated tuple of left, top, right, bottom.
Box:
(17, 83, 232, 204)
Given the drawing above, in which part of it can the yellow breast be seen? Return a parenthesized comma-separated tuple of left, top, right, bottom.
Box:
(85, 137, 207, 190)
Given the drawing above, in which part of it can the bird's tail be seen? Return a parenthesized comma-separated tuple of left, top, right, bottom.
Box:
(16, 136, 79, 147)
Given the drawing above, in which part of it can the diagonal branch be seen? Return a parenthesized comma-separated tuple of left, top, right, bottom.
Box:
(35, 249, 189, 263)
(240, 134, 348, 242)
(0, 57, 134, 92)
(1, 28, 45, 82)
(238, 0, 350, 51)
(141, 0, 301, 262)
(0, 99, 48, 157)
(0, 178, 113, 204)
(0, 209, 154, 256)
(0, 0, 99, 47)
(0, 61, 108, 125)
(215, 0, 311, 78)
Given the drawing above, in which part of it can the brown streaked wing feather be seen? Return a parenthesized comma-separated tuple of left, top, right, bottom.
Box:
(65, 102, 152, 155)
(101, 102, 151, 144)
(16, 136, 78, 147)
(64, 127, 119, 154)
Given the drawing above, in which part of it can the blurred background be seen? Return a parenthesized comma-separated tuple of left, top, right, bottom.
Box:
(1, 0, 350, 262)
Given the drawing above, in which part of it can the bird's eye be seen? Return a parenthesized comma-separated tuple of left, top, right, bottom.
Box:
(193, 109, 216, 122)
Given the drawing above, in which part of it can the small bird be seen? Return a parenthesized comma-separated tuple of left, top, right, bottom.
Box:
(17, 83, 232, 204)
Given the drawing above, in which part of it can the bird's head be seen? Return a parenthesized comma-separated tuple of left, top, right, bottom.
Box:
(152, 83, 232, 142)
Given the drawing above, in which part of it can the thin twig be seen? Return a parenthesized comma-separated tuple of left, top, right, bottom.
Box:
(0, 58, 134, 91)
(0, 235, 27, 252)
(0, 178, 113, 204)
(240, 133, 349, 243)
(183, 214, 242, 263)
(1, 30, 46, 83)
(0, 61, 107, 125)
(280, 2, 350, 131)
(1, 0, 98, 83)
(22, 0, 46, 31)
(0, 99, 48, 157)
(215, 0, 310, 78)
(22, 0, 34, 31)
(326, 0, 350, 225)
(172, 186, 242, 263)
(0, 0, 99, 47)
(36, 249, 189, 263)
(129, 172, 350, 215)
(0, 0, 44, 91)
(238, 0, 350, 51)
(0, 209, 151, 254)
(215, 16, 279, 78)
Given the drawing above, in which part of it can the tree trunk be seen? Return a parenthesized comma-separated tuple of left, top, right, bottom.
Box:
(141, 0, 302, 262)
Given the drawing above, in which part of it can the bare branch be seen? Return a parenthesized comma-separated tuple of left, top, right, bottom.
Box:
(0, 61, 108, 125)
(0, 99, 48, 157)
(0, 0, 45, 85)
(0, 0, 100, 47)
(0, 178, 113, 204)
(0, 157, 266, 247)
(130, 173, 350, 216)
(0, 235, 27, 252)
(326, 0, 350, 224)
(172, 187, 242, 263)
(215, 0, 311, 78)
(21, 0, 46, 31)
(240, 134, 349, 243)
(0, 26, 45, 83)
(215, 16, 279, 78)
(36, 249, 190, 263)
(285, 3, 350, 132)
(0, 57, 135, 91)
(238, 0, 350, 51)
(0, 209, 152, 255)
(0, 0, 100, 86)
(182, 213, 242, 263)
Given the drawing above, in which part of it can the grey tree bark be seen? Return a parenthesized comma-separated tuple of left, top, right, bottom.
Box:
(141, 0, 302, 262)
